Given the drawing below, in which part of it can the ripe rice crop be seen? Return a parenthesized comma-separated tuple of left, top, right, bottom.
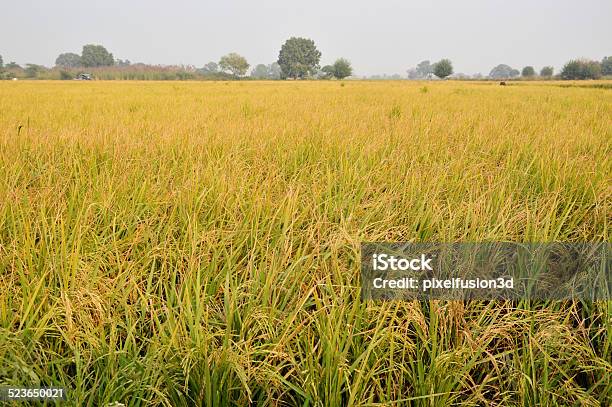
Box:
(0, 80, 610, 405)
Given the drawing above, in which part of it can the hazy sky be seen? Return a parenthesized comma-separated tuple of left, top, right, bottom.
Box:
(1, 0, 610, 76)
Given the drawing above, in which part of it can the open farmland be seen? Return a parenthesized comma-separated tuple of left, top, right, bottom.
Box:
(0, 80, 611, 405)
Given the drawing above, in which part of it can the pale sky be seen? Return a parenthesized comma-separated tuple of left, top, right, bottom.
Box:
(1, 0, 610, 76)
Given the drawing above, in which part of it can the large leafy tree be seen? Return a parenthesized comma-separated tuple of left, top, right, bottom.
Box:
(332, 58, 352, 79)
(55, 52, 82, 68)
(489, 64, 519, 79)
(416, 60, 433, 78)
(81, 44, 114, 67)
(406, 68, 418, 79)
(268, 62, 281, 79)
(433, 59, 453, 79)
(521, 66, 535, 77)
(277, 37, 321, 79)
(200, 62, 219, 75)
(540, 66, 554, 77)
(250, 64, 269, 79)
(219, 53, 249, 76)
(407, 61, 436, 79)
(0, 54, 3, 69)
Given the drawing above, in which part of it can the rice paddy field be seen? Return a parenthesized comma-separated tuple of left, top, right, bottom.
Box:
(0, 80, 611, 406)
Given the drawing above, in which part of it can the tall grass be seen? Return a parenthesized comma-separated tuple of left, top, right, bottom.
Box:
(0, 80, 610, 406)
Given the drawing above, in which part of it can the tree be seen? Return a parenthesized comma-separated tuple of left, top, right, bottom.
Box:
(24, 64, 47, 78)
(277, 37, 321, 79)
(55, 52, 81, 68)
(81, 44, 114, 67)
(521, 66, 535, 77)
(200, 62, 219, 74)
(320, 65, 334, 79)
(251, 64, 268, 78)
(219, 53, 249, 76)
(407, 61, 434, 79)
(601, 56, 612, 76)
(268, 62, 281, 79)
(560, 60, 582, 79)
(583, 60, 602, 79)
(0, 54, 3, 69)
(540, 66, 554, 77)
(332, 58, 352, 79)
(489, 64, 519, 79)
(5, 62, 21, 70)
(561, 59, 601, 80)
(433, 59, 453, 79)
(250, 62, 281, 79)
(416, 60, 433, 78)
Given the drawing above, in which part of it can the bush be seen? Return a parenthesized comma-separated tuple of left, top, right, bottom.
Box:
(60, 70, 74, 80)
(176, 71, 196, 80)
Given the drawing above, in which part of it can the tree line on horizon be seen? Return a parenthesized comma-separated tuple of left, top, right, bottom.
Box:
(1, 39, 610, 81)
(0, 39, 354, 81)
(406, 59, 609, 81)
